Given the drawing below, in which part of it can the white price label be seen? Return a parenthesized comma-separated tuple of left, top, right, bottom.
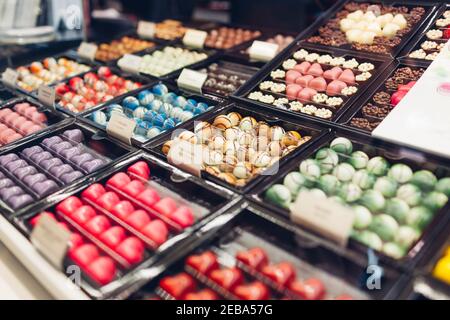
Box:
(167, 139, 204, 177)
(2, 68, 19, 87)
(182, 29, 207, 49)
(38, 85, 56, 109)
(177, 68, 208, 94)
(77, 42, 98, 61)
(249, 40, 279, 62)
(30, 214, 71, 269)
(118, 54, 143, 74)
(137, 20, 156, 39)
(290, 191, 355, 247)
(106, 113, 136, 145)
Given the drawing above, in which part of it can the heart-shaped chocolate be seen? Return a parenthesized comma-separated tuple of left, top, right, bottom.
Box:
(5, 159, 27, 172)
(61, 171, 84, 184)
(141, 220, 168, 246)
(308, 76, 327, 92)
(233, 281, 270, 300)
(13, 166, 38, 180)
(184, 289, 218, 300)
(63, 129, 84, 143)
(0, 153, 19, 166)
(49, 164, 74, 178)
(285, 70, 302, 84)
(40, 158, 64, 171)
(209, 267, 243, 290)
(297, 88, 318, 101)
(100, 226, 127, 248)
(52, 142, 73, 154)
(71, 153, 95, 166)
(0, 186, 24, 200)
(127, 161, 151, 180)
(286, 84, 303, 100)
(8, 194, 33, 209)
(326, 80, 347, 96)
(159, 273, 196, 299)
(261, 262, 296, 286)
(0, 178, 14, 189)
(236, 247, 268, 270)
(106, 172, 131, 190)
(323, 66, 343, 80)
(60, 147, 82, 160)
(295, 75, 314, 87)
(82, 159, 105, 173)
(293, 61, 311, 74)
(289, 278, 326, 300)
(167, 206, 194, 228)
(33, 180, 59, 197)
(56, 196, 83, 216)
(22, 146, 44, 158)
(338, 69, 355, 85)
(23, 173, 47, 187)
(30, 151, 52, 164)
(42, 136, 63, 147)
(136, 188, 160, 207)
(81, 184, 106, 202)
(186, 251, 218, 275)
(307, 63, 324, 77)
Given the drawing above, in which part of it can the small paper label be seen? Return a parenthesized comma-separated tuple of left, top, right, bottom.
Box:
(183, 29, 207, 49)
(137, 20, 156, 39)
(177, 68, 208, 94)
(30, 214, 71, 269)
(2, 68, 19, 87)
(290, 191, 355, 246)
(77, 42, 98, 61)
(106, 113, 136, 145)
(249, 40, 279, 62)
(118, 54, 143, 74)
(167, 139, 204, 177)
(38, 85, 56, 109)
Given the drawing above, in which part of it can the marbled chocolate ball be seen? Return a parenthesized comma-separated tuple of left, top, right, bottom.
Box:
(317, 174, 340, 195)
(360, 190, 385, 212)
(396, 184, 421, 206)
(352, 205, 372, 229)
(299, 159, 321, 180)
(368, 214, 399, 242)
(373, 177, 398, 198)
(388, 164, 413, 184)
(385, 198, 409, 224)
(315, 148, 339, 174)
(333, 163, 355, 182)
(330, 137, 353, 155)
(348, 151, 369, 169)
(411, 170, 437, 191)
(266, 184, 292, 208)
(352, 170, 376, 190)
(338, 183, 362, 202)
(283, 172, 308, 197)
(436, 178, 450, 197)
(422, 191, 448, 212)
(367, 156, 389, 176)
(406, 206, 433, 230)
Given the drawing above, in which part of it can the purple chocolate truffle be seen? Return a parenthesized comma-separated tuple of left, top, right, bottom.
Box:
(8, 194, 34, 209)
(40, 158, 64, 171)
(49, 164, 74, 179)
(60, 171, 84, 184)
(0, 154, 19, 166)
(30, 151, 52, 164)
(71, 153, 94, 167)
(42, 136, 63, 147)
(52, 142, 73, 154)
(22, 146, 44, 159)
(32, 180, 59, 197)
(63, 129, 84, 143)
(0, 178, 15, 189)
(14, 166, 38, 180)
(0, 186, 24, 200)
(5, 159, 28, 172)
(23, 174, 47, 187)
(60, 147, 82, 160)
(82, 159, 105, 173)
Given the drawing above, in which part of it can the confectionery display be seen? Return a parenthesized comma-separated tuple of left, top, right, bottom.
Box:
(15, 57, 91, 92)
(433, 244, 450, 285)
(408, 9, 450, 61)
(247, 48, 377, 120)
(54, 67, 142, 114)
(161, 109, 314, 187)
(197, 61, 257, 96)
(348, 65, 424, 132)
(204, 27, 262, 49)
(0, 129, 109, 210)
(136, 46, 209, 77)
(265, 137, 449, 259)
(0, 101, 49, 146)
(305, 2, 427, 55)
(87, 83, 214, 142)
(95, 36, 156, 62)
(152, 20, 187, 40)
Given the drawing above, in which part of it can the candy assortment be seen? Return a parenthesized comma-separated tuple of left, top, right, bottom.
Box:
(161, 109, 314, 187)
(408, 9, 450, 61)
(305, 2, 427, 55)
(15, 57, 91, 92)
(95, 36, 156, 62)
(89, 84, 213, 142)
(0, 129, 109, 210)
(349, 65, 424, 132)
(265, 137, 449, 259)
(153, 20, 187, 40)
(0, 101, 48, 146)
(205, 27, 261, 50)
(55, 67, 142, 114)
(247, 48, 376, 120)
(28, 161, 199, 286)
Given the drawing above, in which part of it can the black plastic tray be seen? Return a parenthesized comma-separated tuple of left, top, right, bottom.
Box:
(338, 59, 429, 135)
(79, 80, 222, 147)
(13, 151, 238, 299)
(298, 0, 439, 58)
(248, 127, 450, 271)
(235, 41, 392, 125)
(146, 100, 328, 194)
(128, 201, 407, 300)
(0, 85, 18, 104)
(0, 120, 135, 217)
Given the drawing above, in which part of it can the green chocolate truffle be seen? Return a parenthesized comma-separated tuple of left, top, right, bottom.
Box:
(353, 230, 383, 251)
(374, 177, 398, 198)
(330, 137, 353, 155)
(315, 148, 339, 174)
(436, 177, 450, 196)
(283, 172, 307, 197)
(338, 183, 362, 202)
(333, 163, 355, 182)
(382, 242, 406, 259)
(385, 198, 410, 224)
(411, 170, 437, 191)
(388, 163, 413, 184)
(348, 151, 369, 169)
(395, 225, 420, 249)
(406, 206, 433, 230)
(299, 159, 321, 180)
(317, 174, 340, 195)
(368, 214, 399, 242)
(367, 156, 389, 176)
(266, 184, 292, 209)
(360, 190, 386, 212)
(422, 191, 448, 212)
(396, 184, 421, 206)
(352, 205, 373, 229)
(352, 170, 376, 190)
